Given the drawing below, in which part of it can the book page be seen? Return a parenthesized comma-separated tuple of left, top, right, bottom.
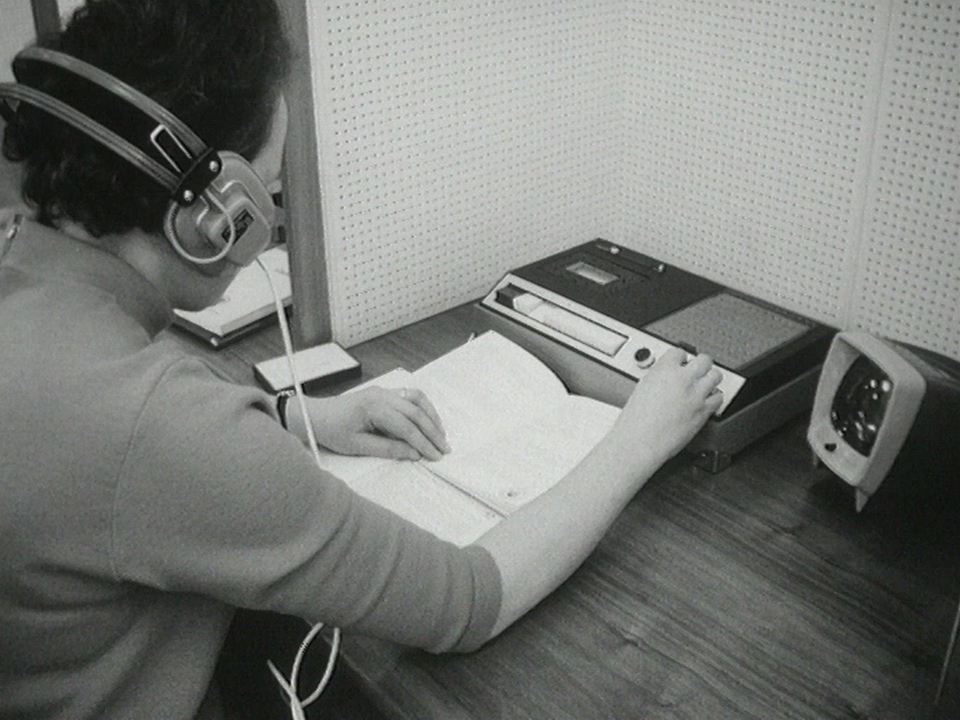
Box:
(316, 332, 621, 543)
(174, 246, 290, 335)
(433, 394, 619, 514)
(323, 332, 576, 465)
(346, 461, 500, 547)
(317, 370, 504, 547)
(405, 331, 572, 461)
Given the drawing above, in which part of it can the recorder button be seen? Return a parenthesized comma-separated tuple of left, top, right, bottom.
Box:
(634, 347, 655, 368)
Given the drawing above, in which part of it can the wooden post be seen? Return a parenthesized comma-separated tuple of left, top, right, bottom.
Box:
(30, 0, 60, 39)
(275, 0, 332, 349)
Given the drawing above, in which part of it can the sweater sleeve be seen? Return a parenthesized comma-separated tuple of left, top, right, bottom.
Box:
(110, 356, 501, 653)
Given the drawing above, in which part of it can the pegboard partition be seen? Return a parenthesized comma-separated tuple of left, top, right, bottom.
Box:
(851, 1, 960, 356)
(615, 0, 959, 358)
(615, 1, 888, 325)
(306, 1, 622, 345)
(305, 1, 959, 358)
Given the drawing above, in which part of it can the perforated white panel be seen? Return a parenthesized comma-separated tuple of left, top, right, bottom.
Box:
(307, 1, 621, 345)
(851, 1, 960, 358)
(305, 1, 960, 358)
(614, 1, 890, 324)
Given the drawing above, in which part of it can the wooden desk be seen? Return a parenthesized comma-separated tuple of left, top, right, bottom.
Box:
(170, 302, 960, 720)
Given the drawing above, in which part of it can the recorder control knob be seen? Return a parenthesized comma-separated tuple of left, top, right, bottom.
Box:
(634, 347, 655, 369)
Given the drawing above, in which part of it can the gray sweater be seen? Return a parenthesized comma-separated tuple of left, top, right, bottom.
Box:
(0, 211, 501, 719)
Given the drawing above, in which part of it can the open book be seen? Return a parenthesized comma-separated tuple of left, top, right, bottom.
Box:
(319, 331, 621, 546)
(173, 246, 291, 347)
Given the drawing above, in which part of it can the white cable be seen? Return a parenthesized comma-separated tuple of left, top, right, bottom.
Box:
(267, 619, 343, 718)
(256, 252, 341, 718)
(257, 254, 322, 463)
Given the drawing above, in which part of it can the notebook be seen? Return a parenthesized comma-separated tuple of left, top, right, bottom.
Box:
(172, 246, 291, 347)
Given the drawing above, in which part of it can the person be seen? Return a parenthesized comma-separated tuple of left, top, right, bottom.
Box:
(0, 1, 723, 718)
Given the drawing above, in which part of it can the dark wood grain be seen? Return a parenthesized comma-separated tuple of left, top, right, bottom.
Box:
(175, 303, 960, 720)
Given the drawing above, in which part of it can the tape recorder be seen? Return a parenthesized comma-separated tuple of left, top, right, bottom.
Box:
(479, 239, 836, 471)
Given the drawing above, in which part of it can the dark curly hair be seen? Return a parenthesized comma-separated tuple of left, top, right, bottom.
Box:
(2, 0, 292, 237)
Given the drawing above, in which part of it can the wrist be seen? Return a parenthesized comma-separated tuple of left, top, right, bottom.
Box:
(603, 421, 670, 475)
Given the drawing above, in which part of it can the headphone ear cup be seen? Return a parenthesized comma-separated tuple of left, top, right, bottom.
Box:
(164, 152, 276, 266)
(165, 200, 211, 262)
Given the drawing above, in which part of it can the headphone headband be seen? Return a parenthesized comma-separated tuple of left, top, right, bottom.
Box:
(7, 48, 220, 205)
(0, 46, 276, 267)
(0, 81, 180, 190)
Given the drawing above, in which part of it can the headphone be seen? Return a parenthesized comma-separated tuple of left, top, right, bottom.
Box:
(0, 47, 276, 267)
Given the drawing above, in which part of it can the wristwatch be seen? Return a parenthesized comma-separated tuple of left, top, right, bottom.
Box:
(275, 389, 297, 430)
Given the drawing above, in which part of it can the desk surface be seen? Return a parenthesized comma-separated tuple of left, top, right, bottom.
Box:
(169, 302, 960, 720)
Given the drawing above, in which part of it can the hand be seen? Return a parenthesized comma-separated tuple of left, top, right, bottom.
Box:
(308, 387, 451, 461)
(612, 348, 723, 466)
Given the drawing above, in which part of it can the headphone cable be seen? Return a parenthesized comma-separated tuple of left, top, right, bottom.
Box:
(256, 251, 341, 719)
